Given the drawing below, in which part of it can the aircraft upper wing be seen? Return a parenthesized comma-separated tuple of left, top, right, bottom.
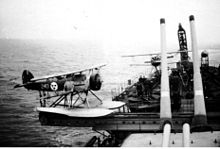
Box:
(121, 50, 192, 57)
(130, 64, 152, 66)
(122, 49, 220, 58)
(167, 50, 192, 54)
(30, 63, 107, 82)
(122, 53, 160, 57)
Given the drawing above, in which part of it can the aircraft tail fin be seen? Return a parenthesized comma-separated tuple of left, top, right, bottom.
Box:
(22, 70, 34, 84)
(14, 70, 34, 88)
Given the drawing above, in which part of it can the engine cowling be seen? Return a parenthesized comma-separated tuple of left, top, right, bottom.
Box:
(89, 73, 102, 91)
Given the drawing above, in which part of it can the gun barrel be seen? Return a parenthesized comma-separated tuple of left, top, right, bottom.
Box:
(182, 123, 190, 147)
(160, 18, 172, 124)
(162, 123, 171, 147)
(189, 15, 207, 126)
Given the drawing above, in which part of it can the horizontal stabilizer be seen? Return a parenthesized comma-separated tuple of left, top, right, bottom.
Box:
(14, 84, 24, 88)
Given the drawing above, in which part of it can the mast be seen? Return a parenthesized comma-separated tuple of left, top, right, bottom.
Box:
(178, 23, 189, 61)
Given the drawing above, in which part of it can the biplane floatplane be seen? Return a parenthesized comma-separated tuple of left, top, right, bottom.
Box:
(14, 63, 125, 118)
(122, 23, 213, 70)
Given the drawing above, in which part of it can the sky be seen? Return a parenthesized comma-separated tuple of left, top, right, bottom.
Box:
(0, 0, 220, 50)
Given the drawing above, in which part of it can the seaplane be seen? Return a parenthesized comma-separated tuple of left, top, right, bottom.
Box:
(122, 23, 190, 68)
(14, 63, 125, 120)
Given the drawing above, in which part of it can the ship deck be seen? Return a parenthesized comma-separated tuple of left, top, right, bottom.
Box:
(121, 131, 220, 147)
(38, 110, 220, 132)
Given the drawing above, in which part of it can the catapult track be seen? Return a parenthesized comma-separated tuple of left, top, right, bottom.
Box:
(39, 111, 220, 132)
